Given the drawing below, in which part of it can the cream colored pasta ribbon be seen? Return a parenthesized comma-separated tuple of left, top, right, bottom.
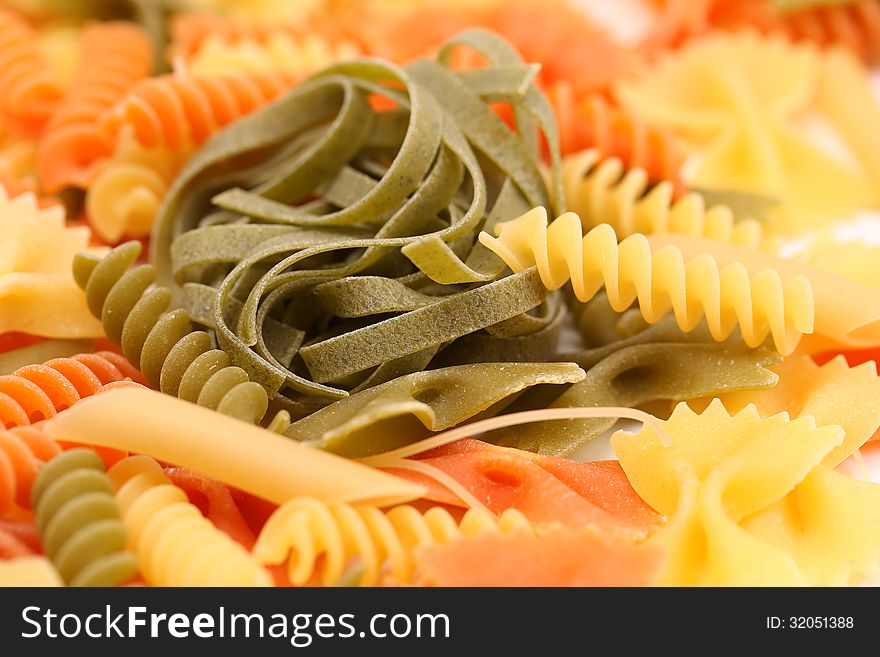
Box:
(44, 387, 425, 507)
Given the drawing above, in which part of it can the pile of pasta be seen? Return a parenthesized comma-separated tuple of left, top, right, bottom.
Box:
(3, 0, 880, 587)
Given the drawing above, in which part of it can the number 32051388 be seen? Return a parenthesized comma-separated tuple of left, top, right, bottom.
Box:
(766, 617, 854, 629)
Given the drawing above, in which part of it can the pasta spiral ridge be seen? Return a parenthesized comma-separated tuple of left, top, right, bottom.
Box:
(0, 352, 146, 429)
(31, 448, 138, 587)
(549, 87, 686, 190)
(779, 0, 880, 62)
(562, 149, 764, 247)
(101, 70, 297, 151)
(478, 207, 814, 354)
(72, 241, 290, 431)
(85, 137, 183, 243)
(109, 455, 272, 587)
(169, 11, 358, 61)
(0, 425, 62, 514)
(0, 8, 64, 137)
(254, 497, 535, 586)
(36, 22, 153, 193)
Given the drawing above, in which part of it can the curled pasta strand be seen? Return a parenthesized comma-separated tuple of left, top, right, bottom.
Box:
(0, 352, 146, 428)
(109, 455, 272, 587)
(478, 207, 814, 354)
(36, 22, 153, 192)
(101, 71, 297, 151)
(72, 241, 290, 431)
(562, 149, 764, 247)
(253, 497, 534, 586)
(0, 8, 64, 137)
(31, 448, 138, 587)
(0, 425, 62, 514)
(548, 86, 686, 190)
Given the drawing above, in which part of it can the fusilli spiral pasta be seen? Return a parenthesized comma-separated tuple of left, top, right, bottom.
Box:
(101, 70, 297, 151)
(478, 207, 814, 354)
(36, 21, 153, 193)
(31, 448, 138, 587)
(85, 135, 183, 242)
(561, 149, 764, 246)
(0, 424, 61, 513)
(549, 87, 686, 190)
(254, 497, 534, 586)
(0, 352, 145, 428)
(72, 241, 288, 430)
(0, 8, 64, 137)
(109, 455, 272, 587)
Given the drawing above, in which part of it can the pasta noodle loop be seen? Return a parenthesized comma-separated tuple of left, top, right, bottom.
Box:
(31, 448, 138, 587)
(73, 241, 289, 430)
(109, 455, 272, 587)
(479, 207, 814, 354)
(254, 497, 534, 586)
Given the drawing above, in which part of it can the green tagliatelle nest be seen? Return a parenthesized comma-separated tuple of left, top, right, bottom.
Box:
(143, 29, 778, 456)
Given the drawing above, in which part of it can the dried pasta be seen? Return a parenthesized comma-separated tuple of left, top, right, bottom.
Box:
(43, 386, 426, 507)
(285, 362, 586, 457)
(0, 351, 144, 428)
(109, 454, 271, 587)
(0, 7, 64, 137)
(616, 30, 878, 232)
(253, 497, 533, 586)
(101, 70, 298, 151)
(479, 207, 814, 354)
(649, 232, 880, 350)
(614, 400, 880, 585)
(86, 134, 184, 243)
(185, 32, 361, 79)
(548, 87, 686, 190)
(31, 448, 138, 586)
(0, 424, 61, 513)
(36, 21, 152, 193)
(561, 149, 763, 245)
(0, 556, 63, 586)
(0, 186, 105, 339)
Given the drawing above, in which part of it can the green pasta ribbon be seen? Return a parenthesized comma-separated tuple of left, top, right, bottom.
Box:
(286, 362, 586, 457)
(149, 29, 565, 413)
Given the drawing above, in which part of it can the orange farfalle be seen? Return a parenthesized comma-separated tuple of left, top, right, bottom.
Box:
(0, 8, 64, 137)
(36, 21, 153, 193)
(413, 524, 664, 586)
(101, 71, 297, 150)
(384, 439, 661, 535)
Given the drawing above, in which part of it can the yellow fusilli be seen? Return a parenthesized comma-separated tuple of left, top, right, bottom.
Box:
(478, 207, 814, 354)
(254, 497, 534, 586)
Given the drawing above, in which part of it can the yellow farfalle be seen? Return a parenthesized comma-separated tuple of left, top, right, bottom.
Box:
(0, 185, 104, 338)
(700, 355, 880, 467)
(615, 31, 878, 233)
(614, 400, 880, 585)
